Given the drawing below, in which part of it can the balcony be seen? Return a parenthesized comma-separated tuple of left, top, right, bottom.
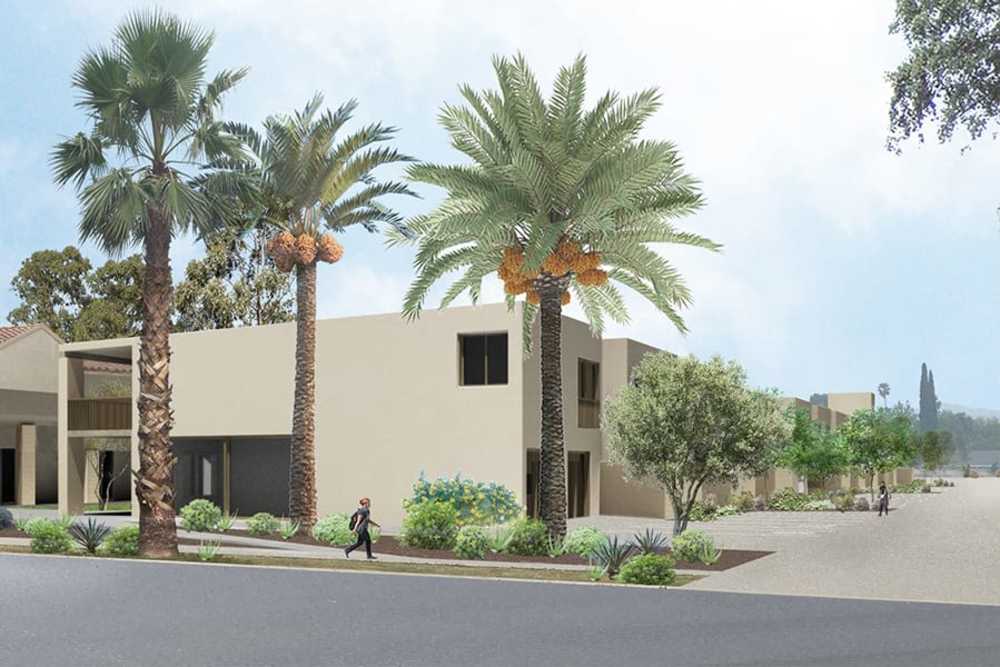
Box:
(68, 398, 131, 432)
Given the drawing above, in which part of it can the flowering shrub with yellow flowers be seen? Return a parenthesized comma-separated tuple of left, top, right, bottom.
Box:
(404, 473, 521, 527)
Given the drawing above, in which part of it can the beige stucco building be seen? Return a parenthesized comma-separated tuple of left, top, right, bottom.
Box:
(57, 304, 664, 526)
(0, 325, 60, 506)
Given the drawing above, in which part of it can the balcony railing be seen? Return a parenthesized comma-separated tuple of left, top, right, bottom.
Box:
(68, 398, 131, 432)
(578, 398, 600, 429)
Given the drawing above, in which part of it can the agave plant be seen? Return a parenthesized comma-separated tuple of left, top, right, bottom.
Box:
(591, 536, 636, 578)
(633, 528, 668, 555)
(488, 525, 514, 553)
(279, 519, 301, 541)
(69, 519, 112, 554)
(198, 539, 222, 562)
(546, 533, 565, 558)
(215, 510, 239, 533)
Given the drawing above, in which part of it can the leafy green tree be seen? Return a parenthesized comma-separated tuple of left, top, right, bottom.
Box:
(919, 430, 954, 473)
(887, 1, 1000, 150)
(603, 353, 788, 535)
(778, 409, 849, 490)
(52, 10, 251, 557)
(396, 54, 717, 538)
(7, 247, 92, 339)
(228, 95, 414, 527)
(74, 255, 144, 341)
(841, 407, 917, 500)
(174, 227, 293, 331)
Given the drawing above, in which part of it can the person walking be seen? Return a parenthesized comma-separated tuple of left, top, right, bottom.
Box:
(877, 482, 890, 517)
(345, 497, 380, 560)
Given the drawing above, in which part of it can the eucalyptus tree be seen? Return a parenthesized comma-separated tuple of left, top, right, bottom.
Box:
(228, 95, 415, 526)
(52, 11, 252, 556)
(395, 54, 718, 538)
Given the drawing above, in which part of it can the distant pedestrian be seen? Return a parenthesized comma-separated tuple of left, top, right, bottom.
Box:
(878, 482, 890, 517)
(345, 497, 380, 560)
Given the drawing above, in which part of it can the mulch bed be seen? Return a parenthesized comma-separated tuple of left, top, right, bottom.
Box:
(226, 529, 771, 572)
(0, 528, 27, 539)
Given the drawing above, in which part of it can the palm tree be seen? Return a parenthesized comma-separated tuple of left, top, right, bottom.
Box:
(878, 382, 891, 408)
(228, 95, 414, 527)
(395, 54, 718, 538)
(52, 11, 251, 557)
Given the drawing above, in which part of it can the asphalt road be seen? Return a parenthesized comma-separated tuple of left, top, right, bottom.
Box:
(2, 553, 999, 667)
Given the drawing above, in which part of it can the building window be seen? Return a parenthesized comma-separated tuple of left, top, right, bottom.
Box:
(459, 333, 508, 386)
(578, 359, 600, 428)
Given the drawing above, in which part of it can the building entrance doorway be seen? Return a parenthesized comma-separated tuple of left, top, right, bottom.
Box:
(1, 449, 16, 504)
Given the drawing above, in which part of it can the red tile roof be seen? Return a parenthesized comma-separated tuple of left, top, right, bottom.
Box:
(0, 326, 35, 344)
(82, 360, 131, 375)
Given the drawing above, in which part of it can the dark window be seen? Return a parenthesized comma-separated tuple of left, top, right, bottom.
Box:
(460, 333, 508, 385)
(578, 359, 600, 428)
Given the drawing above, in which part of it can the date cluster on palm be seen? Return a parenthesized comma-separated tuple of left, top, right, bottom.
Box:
(267, 231, 344, 273)
(498, 241, 607, 305)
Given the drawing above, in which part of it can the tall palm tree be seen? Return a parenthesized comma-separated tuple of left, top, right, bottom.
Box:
(228, 95, 415, 527)
(878, 382, 891, 408)
(396, 54, 718, 538)
(52, 11, 251, 556)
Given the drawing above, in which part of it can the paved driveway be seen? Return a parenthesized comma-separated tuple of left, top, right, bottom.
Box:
(3, 553, 1000, 667)
(576, 479, 1000, 604)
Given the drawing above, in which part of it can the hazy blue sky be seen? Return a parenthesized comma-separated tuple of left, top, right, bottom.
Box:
(2, 1, 998, 409)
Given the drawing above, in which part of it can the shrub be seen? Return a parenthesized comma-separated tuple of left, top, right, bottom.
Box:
(278, 519, 300, 540)
(833, 493, 855, 512)
(401, 501, 459, 550)
(563, 527, 608, 558)
(0, 507, 13, 530)
(505, 517, 549, 556)
(715, 505, 740, 518)
(69, 519, 111, 554)
(591, 536, 636, 577)
(970, 470, 980, 479)
(688, 501, 716, 522)
(454, 525, 489, 560)
(854, 496, 870, 512)
(487, 524, 514, 553)
(633, 528, 668, 555)
(804, 500, 832, 511)
(962, 464, 971, 477)
(734, 491, 755, 513)
(216, 511, 238, 532)
(179, 499, 222, 532)
(618, 553, 676, 586)
(405, 474, 520, 526)
(102, 525, 140, 556)
(892, 480, 925, 494)
(247, 512, 279, 536)
(546, 534, 565, 558)
(921, 484, 932, 493)
(369, 526, 381, 543)
(198, 539, 221, 562)
(313, 514, 355, 546)
(29, 521, 72, 554)
(671, 529, 720, 565)
(23, 517, 55, 537)
(767, 488, 809, 511)
(753, 495, 767, 511)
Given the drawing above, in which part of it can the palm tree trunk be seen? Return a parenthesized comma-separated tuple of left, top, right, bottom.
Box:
(537, 280, 567, 539)
(289, 262, 318, 528)
(136, 205, 178, 557)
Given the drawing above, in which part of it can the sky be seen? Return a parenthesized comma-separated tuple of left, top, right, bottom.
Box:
(1, 1, 999, 410)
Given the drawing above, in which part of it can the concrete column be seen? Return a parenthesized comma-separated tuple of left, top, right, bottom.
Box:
(15, 424, 36, 506)
(58, 356, 85, 516)
(130, 342, 140, 520)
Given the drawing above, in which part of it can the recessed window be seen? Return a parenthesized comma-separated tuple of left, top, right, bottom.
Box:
(578, 359, 600, 428)
(459, 333, 508, 386)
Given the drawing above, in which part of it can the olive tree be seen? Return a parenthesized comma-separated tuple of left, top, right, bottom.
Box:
(841, 407, 917, 500)
(603, 352, 789, 535)
(919, 430, 954, 475)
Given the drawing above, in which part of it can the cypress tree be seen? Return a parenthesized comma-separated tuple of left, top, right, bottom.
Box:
(928, 370, 939, 430)
(919, 363, 931, 433)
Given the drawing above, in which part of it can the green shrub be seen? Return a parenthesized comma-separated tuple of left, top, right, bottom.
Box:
(487, 524, 514, 553)
(618, 553, 676, 586)
(804, 500, 831, 511)
(247, 512, 279, 536)
(854, 496, 870, 512)
(767, 488, 809, 511)
(198, 539, 221, 561)
(892, 480, 925, 494)
(670, 529, 719, 564)
(504, 517, 549, 556)
(179, 499, 222, 532)
(734, 491, 755, 513)
(404, 474, 520, 526)
(921, 483, 932, 493)
(401, 501, 459, 550)
(101, 525, 139, 556)
(313, 514, 354, 546)
(29, 521, 72, 554)
(687, 501, 717, 522)
(454, 525, 489, 560)
(714, 504, 740, 518)
(23, 517, 56, 537)
(833, 493, 855, 512)
(563, 527, 608, 558)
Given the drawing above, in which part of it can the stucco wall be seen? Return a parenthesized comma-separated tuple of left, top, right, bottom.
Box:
(0, 329, 59, 394)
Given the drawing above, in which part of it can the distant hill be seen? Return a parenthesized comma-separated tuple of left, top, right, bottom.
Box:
(942, 403, 1000, 420)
